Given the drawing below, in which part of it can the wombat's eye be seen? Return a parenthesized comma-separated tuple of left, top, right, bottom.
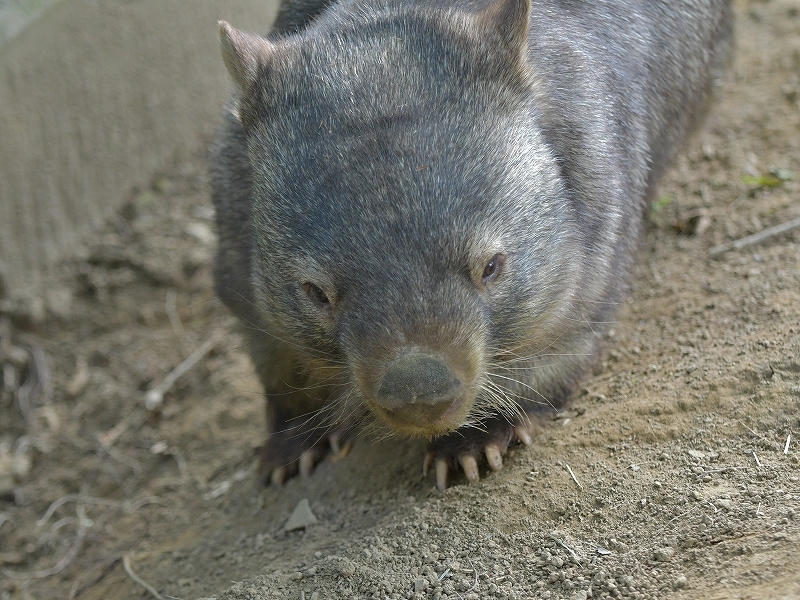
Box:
(303, 282, 331, 308)
(481, 253, 506, 284)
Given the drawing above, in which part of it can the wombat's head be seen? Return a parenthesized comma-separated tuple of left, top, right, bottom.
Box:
(218, 0, 581, 437)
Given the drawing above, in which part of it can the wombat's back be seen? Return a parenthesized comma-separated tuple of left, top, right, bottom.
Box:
(525, 0, 732, 319)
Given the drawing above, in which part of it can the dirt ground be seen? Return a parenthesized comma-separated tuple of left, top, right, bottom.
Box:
(1, 0, 799, 598)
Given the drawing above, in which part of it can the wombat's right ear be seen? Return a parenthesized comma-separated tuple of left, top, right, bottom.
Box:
(218, 21, 274, 93)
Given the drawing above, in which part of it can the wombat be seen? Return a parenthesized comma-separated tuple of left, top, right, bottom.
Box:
(210, 0, 732, 489)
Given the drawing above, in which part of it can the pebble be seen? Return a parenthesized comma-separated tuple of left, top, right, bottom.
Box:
(336, 558, 356, 578)
(716, 498, 732, 510)
(654, 547, 675, 562)
(608, 539, 629, 553)
(673, 575, 688, 590)
(284, 499, 319, 531)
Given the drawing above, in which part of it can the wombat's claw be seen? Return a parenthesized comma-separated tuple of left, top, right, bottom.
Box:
(426, 417, 538, 489)
(425, 444, 506, 490)
(271, 466, 287, 486)
(299, 451, 316, 477)
(484, 445, 504, 471)
(260, 429, 351, 485)
(423, 453, 464, 491)
(514, 424, 533, 446)
(459, 454, 481, 482)
(435, 458, 450, 491)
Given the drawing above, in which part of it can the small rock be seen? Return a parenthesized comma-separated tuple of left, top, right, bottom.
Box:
(66, 358, 90, 397)
(186, 222, 216, 246)
(570, 591, 589, 600)
(715, 498, 732, 510)
(0, 552, 24, 565)
(0, 441, 32, 498)
(673, 575, 688, 590)
(607, 539, 629, 553)
(284, 498, 319, 531)
(414, 577, 428, 592)
(335, 557, 356, 578)
(678, 211, 711, 236)
(203, 480, 231, 501)
(45, 286, 73, 319)
(654, 547, 675, 562)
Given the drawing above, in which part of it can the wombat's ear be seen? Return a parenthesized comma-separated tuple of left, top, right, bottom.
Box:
(218, 21, 274, 93)
(478, 0, 530, 56)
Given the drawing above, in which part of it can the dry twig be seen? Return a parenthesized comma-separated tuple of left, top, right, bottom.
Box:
(165, 289, 193, 356)
(565, 463, 583, 490)
(710, 215, 800, 256)
(3, 506, 89, 580)
(144, 329, 222, 411)
(551, 534, 579, 562)
(123, 554, 165, 600)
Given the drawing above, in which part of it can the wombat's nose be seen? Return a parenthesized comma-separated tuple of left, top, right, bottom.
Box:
(377, 350, 462, 425)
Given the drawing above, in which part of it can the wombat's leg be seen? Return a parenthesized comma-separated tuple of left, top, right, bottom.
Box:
(424, 412, 541, 491)
(258, 388, 361, 486)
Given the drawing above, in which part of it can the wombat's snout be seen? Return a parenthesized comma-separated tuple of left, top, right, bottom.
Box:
(376, 350, 464, 427)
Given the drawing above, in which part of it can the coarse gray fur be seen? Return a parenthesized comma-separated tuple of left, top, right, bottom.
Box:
(210, 0, 732, 483)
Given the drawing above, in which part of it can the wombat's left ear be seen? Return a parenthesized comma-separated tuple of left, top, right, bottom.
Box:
(218, 21, 275, 93)
(478, 0, 530, 56)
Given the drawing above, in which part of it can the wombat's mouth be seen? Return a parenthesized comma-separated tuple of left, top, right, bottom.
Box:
(370, 395, 471, 437)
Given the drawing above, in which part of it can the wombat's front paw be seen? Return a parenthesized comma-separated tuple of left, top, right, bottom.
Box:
(258, 429, 350, 486)
(423, 417, 535, 490)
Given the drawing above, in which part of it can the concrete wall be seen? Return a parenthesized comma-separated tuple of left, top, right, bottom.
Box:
(0, 0, 63, 47)
(0, 0, 278, 300)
